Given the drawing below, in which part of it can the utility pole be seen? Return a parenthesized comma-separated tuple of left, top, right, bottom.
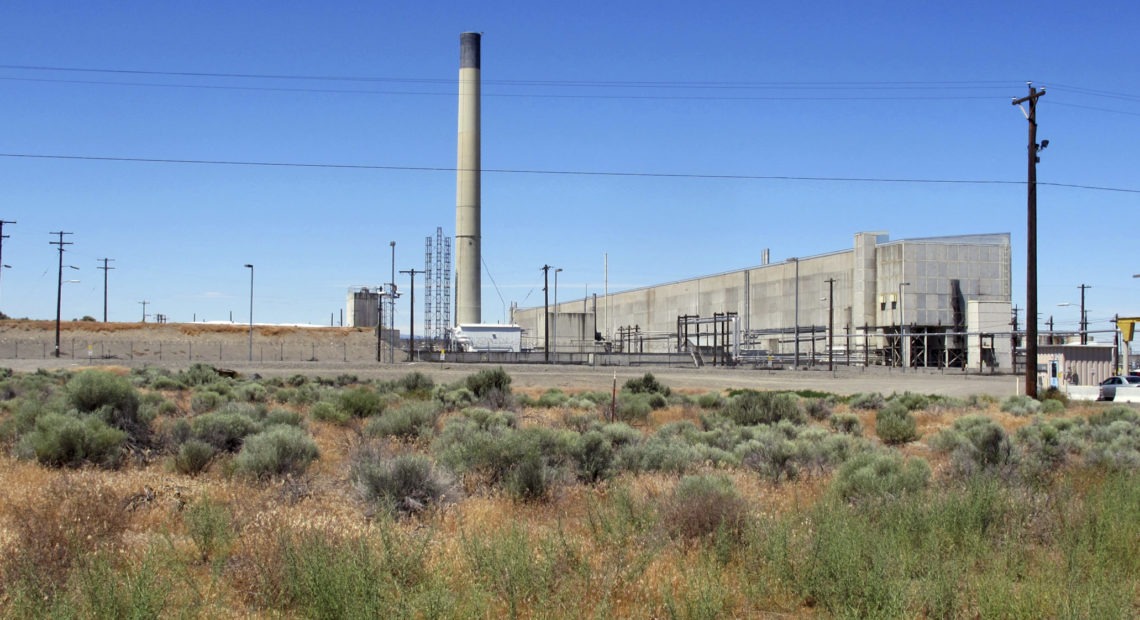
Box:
(825, 278, 835, 371)
(399, 268, 424, 361)
(98, 258, 115, 322)
(1013, 82, 1046, 398)
(0, 220, 14, 316)
(50, 231, 74, 358)
(139, 300, 149, 323)
(1078, 284, 1090, 345)
(541, 264, 551, 363)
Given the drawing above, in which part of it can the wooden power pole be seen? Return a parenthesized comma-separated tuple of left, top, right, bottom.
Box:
(1013, 83, 1046, 398)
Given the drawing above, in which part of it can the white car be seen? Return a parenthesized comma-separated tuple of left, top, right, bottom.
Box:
(1097, 376, 1140, 401)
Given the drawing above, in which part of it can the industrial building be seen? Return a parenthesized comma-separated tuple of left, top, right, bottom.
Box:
(512, 231, 1014, 368)
(345, 287, 382, 328)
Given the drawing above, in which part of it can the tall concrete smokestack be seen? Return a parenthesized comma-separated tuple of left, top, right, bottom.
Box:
(455, 32, 481, 325)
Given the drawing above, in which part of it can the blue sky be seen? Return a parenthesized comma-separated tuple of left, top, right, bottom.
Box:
(1, 1, 1137, 336)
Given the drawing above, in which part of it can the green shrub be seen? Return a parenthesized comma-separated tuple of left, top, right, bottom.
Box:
(724, 390, 804, 426)
(433, 416, 570, 490)
(338, 387, 384, 418)
(875, 403, 918, 444)
(191, 411, 261, 453)
(235, 382, 269, 403)
(264, 408, 304, 428)
(830, 413, 863, 436)
(805, 398, 833, 421)
(617, 431, 699, 474)
(615, 392, 652, 423)
(465, 367, 512, 399)
(181, 363, 221, 387)
(536, 389, 569, 408)
(888, 391, 931, 411)
(661, 475, 747, 541)
(174, 439, 216, 475)
(234, 425, 319, 479)
(23, 412, 126, 468)
(309, 401, 349, 425)
(1000, 395, 1042, 416)
(930, 415, 1011, 476)
(364, 401, 441, 440)
(647, 393, 668, 410)
(849, 392, 886, 410)
(622, 372, 671, 396)
(505, 451, 552, 502)
(352, 447, 454, 517)
(573, 430, 615, 484)
(1040, 399, 1065, 414)
(65, 371, 146, 440)
(190, 390, 225, 414)
(396, 371, 435, 395)
(737, 428, 800, 483)
(435, 386, 476, 410)
(697, 392, 726, 410)
(183, 497, 234, 563)
(832, 450, 930, 502)
(1014, 418, 1068, 481)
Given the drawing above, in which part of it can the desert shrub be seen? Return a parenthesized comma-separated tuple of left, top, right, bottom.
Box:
(601, 422, 642, 448)
(1041, 399, 1065, 414)
(875, 403, 918, 445)
(22, 412, 126, 468)
(623, 372, 671, 397)
(396, 371, 435, 396)
(309, 400, 349, 425)
(183, 497, 235, 564)
(264, 408, 304, 428)
(190, 389, 226, 414)
(832, 450, 930, 502)
(617, 429, 700, 474)
(65, 371, 146, 439)
(615, 392, 652, 423)
(185, 363, 230, 387)
(174, 439, 216, 475)
(505, 451, 552, 501)
(697, 392, 726, 410)
(364, 401, 441, 441)
(1089, 406, 1138, 426)
(849, 392, 886, 411)
(1083, 414, 1140, 471)
(737, 428, 800, 483)
(352, 446, 455, 517)
(661, 475, 747, 542)
(465, 367, 512, 398)
(435, 386, 477, 410)
(334, 374, 359, 387)
(798, 430, 869, 477)
(805, 398, 833, 421)
(338, 387, 384, 418)
(234, 425, 319, 479)
(433, 413, 570, 490)
(888, 391, 931, 411)
(1000, 395, 1042, 416)
(724, 390, 804, 426)
(191, 410, 261, 453)
(1014, 419, 1069, 481)
(647, 393, 668, 410)
(830, 413, 863, 435)
(536, 388, 569, 408)
(1040, 386, 1069, 407)
(572, 430, 615, 484)
(563, 397, 598, 410)
(286, 374, 308, 387)
(235, 382, 269, 403)
(930, 415, 1012, 476)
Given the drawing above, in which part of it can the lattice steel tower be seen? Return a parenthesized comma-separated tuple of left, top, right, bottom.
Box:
(424, 227, 453, 346)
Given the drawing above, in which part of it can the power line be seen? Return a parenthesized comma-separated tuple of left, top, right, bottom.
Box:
(3, 151, 1139, 194)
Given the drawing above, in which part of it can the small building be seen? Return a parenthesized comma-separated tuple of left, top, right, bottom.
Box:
(453, 324, 522, 352)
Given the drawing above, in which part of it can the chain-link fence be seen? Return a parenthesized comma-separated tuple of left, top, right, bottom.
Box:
(0, 338, 396, 364)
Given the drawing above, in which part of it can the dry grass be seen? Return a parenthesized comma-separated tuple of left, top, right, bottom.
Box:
(1, 371, 1136, 617)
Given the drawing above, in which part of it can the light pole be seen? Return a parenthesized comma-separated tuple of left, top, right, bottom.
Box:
(244, 264, 254, 362)
(898, 282, 910, 367)
(553, 268, 562, 358)
(389, 241, 396, 363)
(787, 258, 799, 367)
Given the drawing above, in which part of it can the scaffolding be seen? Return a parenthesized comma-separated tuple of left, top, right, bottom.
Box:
(424, 227, 452, 348)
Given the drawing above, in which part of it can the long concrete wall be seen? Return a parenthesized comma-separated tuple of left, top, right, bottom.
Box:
(514, 231, 1011, 357)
